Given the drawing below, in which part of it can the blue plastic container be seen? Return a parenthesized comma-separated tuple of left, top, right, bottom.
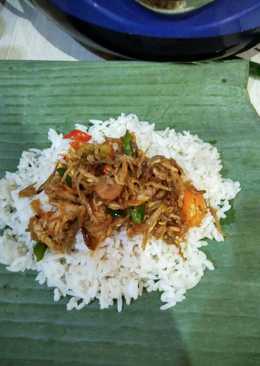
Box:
(30, 0, 260, 61)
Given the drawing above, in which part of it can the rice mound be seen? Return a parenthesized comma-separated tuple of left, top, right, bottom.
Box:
(0, 114, 240, 311)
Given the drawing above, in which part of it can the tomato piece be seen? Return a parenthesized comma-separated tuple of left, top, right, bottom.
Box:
(181, 189, 207, 228)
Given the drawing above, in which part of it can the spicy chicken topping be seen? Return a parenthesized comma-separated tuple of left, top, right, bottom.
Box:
(20, 129, 208, 254)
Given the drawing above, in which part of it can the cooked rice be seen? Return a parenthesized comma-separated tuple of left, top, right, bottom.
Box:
(0, 114, 240, 311)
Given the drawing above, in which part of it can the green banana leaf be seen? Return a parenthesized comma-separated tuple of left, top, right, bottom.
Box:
(0, 60, 260, 366)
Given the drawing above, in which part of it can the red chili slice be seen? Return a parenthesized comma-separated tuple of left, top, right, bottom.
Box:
(64, 129, 91, 149)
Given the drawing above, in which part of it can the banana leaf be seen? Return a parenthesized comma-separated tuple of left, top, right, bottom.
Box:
(0, 60, 260, 366)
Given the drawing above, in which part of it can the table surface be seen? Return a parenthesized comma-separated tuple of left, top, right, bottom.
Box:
(0, 0, 260, 114)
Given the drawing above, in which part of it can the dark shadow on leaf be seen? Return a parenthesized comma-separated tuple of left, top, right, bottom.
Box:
(0, 264, 192, 366)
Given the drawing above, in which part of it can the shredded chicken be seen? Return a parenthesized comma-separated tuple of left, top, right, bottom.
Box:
(19, 184, 37, 198)
(21, 131, 209, 253)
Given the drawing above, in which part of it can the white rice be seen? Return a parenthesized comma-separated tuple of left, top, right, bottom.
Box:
(0, 114, 240, 311)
